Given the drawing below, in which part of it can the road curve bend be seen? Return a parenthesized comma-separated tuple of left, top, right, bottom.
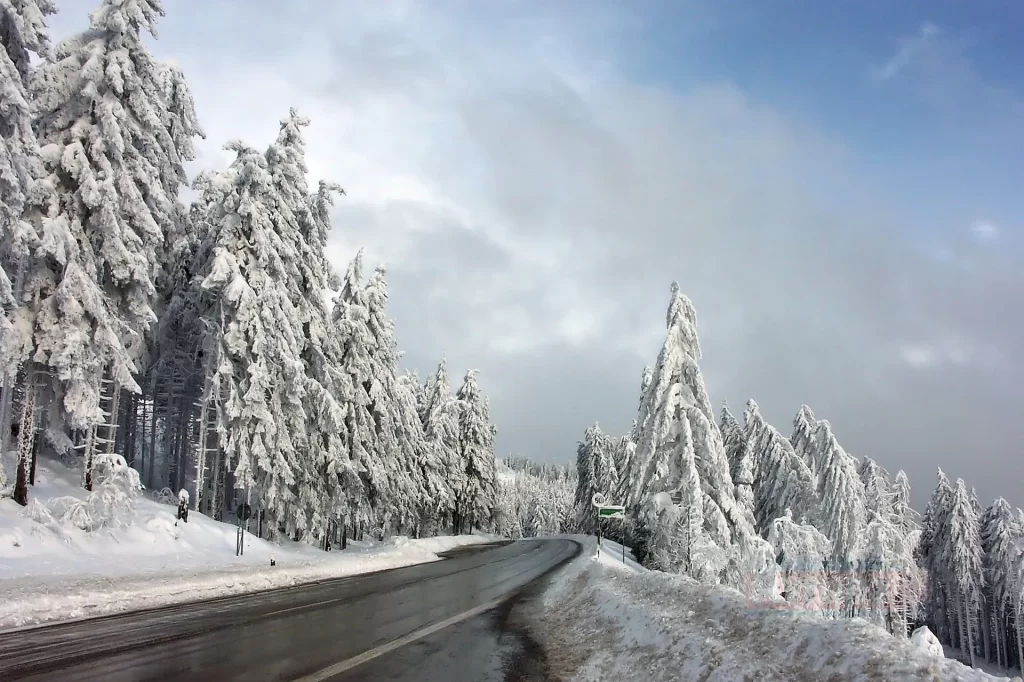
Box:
(0, 538, 580, 681)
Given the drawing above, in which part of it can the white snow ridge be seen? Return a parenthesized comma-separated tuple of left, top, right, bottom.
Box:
(525, 537, 1004, 682)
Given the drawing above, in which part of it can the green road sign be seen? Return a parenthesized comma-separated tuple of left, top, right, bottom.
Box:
(598, 505, 625, 518)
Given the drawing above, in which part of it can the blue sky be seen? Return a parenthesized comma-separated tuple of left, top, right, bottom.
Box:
(627, 0, 1023, 239)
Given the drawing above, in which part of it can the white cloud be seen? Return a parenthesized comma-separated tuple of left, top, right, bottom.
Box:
(871, 21, 942, 81)
(972, 220, 999, 241)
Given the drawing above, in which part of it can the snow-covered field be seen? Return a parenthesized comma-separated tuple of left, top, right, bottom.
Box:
(0, 459, 495, 630)
(529, 535, 1013, 682)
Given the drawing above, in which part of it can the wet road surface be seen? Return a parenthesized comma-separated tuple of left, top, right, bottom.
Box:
(0, 539, 580, 681)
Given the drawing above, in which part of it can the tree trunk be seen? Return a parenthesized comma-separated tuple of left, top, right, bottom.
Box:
(342, 523, 348, 550)
(147, 391, 158, 490)
(0, 261, 26, 453)
(1011, 602, 1019, 675)
(980, 595, 992, 663)
(964, 590, 977, 668)
(13, 367, 38, 506)
(28, 421, 38, 485)
(139, 391, 149, 484)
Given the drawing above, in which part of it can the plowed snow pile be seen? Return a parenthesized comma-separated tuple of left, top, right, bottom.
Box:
(531, 537, 1004, 682)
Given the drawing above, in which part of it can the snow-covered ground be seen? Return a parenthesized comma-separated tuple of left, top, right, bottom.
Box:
(0, 458, 495, 630)
(529, 535, 1014, 681)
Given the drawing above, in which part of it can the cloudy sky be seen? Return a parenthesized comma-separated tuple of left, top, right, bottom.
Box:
(54, 0, 1023, 507)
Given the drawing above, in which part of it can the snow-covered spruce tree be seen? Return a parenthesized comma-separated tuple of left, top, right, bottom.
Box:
(196, 141, 308, 540)
(398, 371, 450, 536)
(361, 264, 421, 535)
(720, 401, 755, 526)
(30, 0, 200, 488)
(330, 250, 378, 535)
(981, 498, 1019, 669)
(919, 469, 955, 646)
(626, 283, 751, 565)
(744, 399, 815, 533)
(454, 369, 496, 532)
(889, 469, 924, 635)
(768, 509, 833, 616)
(0, 0, 55, 501)
(790, 405, 819, 484)
(858, 466, 921, 637)
(257, 109, 348, 541)
(946, 478, 986, 668)
(419, 357, 461, 531)
(1007, 513, 1024, 672)
(859, 457, 892, 524)
(814, 420, 864, 570)
(573, 423, 618, 532)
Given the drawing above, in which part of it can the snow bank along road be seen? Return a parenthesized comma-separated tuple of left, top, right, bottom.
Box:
(0, 539, 580, 681)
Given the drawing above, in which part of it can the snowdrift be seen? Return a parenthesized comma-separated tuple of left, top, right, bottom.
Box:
(530, 536, 1003, 681)
(0, 458, 495, 630)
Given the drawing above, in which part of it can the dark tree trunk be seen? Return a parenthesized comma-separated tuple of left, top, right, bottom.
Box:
(28, 421, 39, 485)
(342, 523, 348, 550)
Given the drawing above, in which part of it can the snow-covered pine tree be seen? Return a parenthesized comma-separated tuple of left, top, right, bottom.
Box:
(30, 0, 200, 485)
(420, 357, 461, 531)
(890, 469, 924, 633)
(627, 283, 750, 560)
(859, 457, 893, 524)
(0, 0, 54, 324)
(574, 423, 618, 533)
(744, 399, 815, 533)
(361, 264, 421, 534)
(790, 405, 819, 483)
(946, 478, 986, 668)
(455, 369, 496, 532)
(720, 401, 755, 526)
(262, 110, 346, 541)
(612, 433, 634, 502)
(330, 250, 379, 534)
(397, 371, 450, 535)
(196, 141, 308, 539)
(980, 498, 1019, 669)
(814, 420, 865, 571)
(919, 469, 955, 646)
(768, 509, 833, 615)
(857, 462, 920, 635)
(0, 0, 56, 499)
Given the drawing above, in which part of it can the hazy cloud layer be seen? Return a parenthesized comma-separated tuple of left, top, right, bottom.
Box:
(49, 1, 1023, 507)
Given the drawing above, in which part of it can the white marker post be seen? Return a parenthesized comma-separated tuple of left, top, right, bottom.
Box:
(591, 493, 626, 562)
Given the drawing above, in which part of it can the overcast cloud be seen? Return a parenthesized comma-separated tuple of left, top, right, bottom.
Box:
(52, 0, 1024, 508)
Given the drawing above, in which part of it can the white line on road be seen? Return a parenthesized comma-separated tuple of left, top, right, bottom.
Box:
(292, 597, 507, 682)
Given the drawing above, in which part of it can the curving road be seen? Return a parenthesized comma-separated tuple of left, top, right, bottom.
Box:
(0, 539, 579, 681)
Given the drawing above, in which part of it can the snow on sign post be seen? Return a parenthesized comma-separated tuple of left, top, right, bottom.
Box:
(591, 493, 627, 564)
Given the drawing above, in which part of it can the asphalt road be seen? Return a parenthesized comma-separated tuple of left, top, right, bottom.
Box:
(0, 539, 579, 682)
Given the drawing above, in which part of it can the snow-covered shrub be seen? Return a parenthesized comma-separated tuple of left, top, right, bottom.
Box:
(23, 455, 142, 533)
(21, 499, 71, 541)
(46, 496, 92, 531)
(153, 487, 177, 505)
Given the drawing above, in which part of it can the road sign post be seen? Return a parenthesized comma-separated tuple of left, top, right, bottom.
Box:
(591, 493, 626, 562)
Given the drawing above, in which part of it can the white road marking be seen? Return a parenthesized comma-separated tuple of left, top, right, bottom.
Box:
(292, 597, 507, 681)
